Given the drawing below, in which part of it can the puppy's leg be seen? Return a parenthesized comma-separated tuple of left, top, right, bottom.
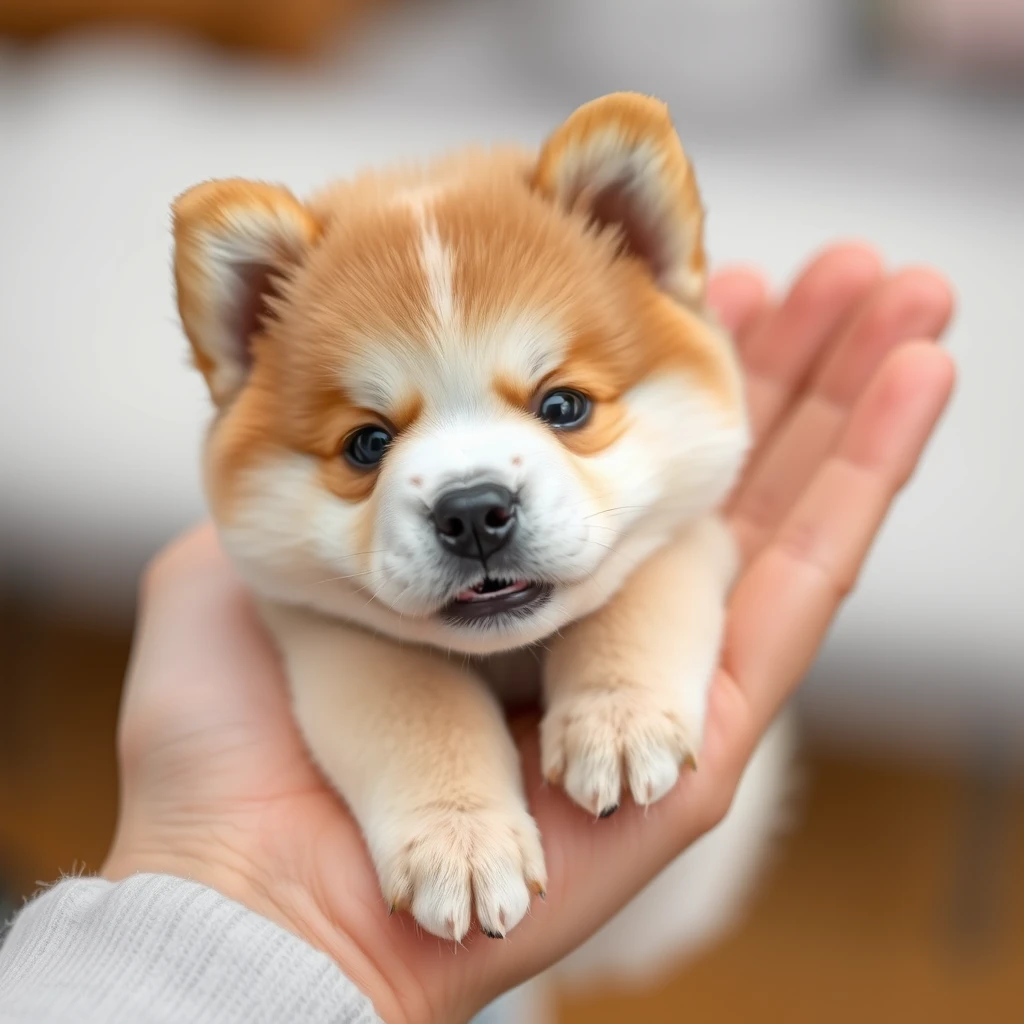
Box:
(261, 602, 546, 941)
(541, 516, 736, 816)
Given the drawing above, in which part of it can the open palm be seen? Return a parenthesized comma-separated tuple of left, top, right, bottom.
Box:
(104, 243, 955, 1024)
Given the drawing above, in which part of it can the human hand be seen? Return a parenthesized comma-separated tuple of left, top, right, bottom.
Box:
(103, 243, 954, 1024)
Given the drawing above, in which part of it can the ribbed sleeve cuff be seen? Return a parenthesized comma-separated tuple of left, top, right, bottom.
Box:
(0, 874, 381, 1023)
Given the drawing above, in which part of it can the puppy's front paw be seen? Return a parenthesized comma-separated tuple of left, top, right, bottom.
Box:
(541, 687, 699, 816)
(378, 801, 546, 941)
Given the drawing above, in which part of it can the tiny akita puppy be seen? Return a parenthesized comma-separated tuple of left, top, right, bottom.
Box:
(173, 93, 750, 942)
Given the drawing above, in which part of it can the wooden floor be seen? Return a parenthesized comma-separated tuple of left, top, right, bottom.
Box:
(2, 597, 1022, 1023)
(559, 755, 1024, 1024)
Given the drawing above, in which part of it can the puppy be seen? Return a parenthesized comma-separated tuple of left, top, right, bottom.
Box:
(172, 93, 749, 943)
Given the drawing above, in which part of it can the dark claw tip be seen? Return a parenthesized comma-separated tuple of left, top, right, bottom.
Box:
(598, 803, 620, 819)
(482, 928, 505, 940)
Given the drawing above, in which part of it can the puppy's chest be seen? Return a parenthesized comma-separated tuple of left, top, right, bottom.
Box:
(471, 647, 547, 710)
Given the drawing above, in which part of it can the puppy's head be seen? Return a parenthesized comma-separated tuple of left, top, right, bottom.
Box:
(174, 94, 748, 655)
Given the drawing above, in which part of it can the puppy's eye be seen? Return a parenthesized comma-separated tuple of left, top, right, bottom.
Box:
(344, 425, 392, 468)
(538, 388, 592, 430)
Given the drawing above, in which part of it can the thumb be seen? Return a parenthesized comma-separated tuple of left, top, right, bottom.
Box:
(118, 524, 294, 778)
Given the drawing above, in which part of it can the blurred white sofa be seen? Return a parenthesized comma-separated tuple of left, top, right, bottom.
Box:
(1, 2, 1021, 762)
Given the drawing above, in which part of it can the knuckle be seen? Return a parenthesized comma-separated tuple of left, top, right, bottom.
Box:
(776, 520, 857, 602)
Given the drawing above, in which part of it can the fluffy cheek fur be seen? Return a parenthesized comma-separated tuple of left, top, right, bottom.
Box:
(548, 372, 749, 628)
(211, 368, 746, 656)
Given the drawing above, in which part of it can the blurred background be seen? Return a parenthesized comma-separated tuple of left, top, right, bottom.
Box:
(1, 0, 1022, 1020)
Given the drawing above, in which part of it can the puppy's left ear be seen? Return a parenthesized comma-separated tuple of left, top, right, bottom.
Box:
(532, 92, 706, 307)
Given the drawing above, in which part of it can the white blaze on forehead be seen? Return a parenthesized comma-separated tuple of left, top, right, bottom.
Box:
(339, 201, 568, 418)
(419, 215, 457, 347)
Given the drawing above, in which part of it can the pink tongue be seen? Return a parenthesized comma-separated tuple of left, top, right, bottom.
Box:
(455, 579, 529, 602)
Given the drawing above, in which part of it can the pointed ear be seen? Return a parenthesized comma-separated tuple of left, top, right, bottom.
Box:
(172, 179, 320, 405)
(532, 93, 707, 307)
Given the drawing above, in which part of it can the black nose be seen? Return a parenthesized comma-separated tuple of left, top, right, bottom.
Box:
(432, 483, 517, 560)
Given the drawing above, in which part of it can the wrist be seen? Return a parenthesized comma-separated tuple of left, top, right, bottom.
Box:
(103, 839, 270, 924)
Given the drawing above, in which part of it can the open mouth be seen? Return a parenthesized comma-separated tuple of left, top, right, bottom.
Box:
(442, 576, 552, 623)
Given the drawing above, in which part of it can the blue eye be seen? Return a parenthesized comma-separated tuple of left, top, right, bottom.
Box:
(538, 389, 592, 430)
(344, 425, 392, 468)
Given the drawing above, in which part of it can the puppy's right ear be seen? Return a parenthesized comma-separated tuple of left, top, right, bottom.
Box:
(173, 179, 320, 406)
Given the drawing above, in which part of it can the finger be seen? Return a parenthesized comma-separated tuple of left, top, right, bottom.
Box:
(707, 265, 770, 340)
(741, 242, 884, 442)
(728, 270, 954, 560)
(734, 299, 779, 353)
(812, 267, 954, 405)
(724, 343, 956, 731)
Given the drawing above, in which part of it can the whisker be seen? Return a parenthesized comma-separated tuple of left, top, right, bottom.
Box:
(580, 537, 635, 568)
(364, 577, 392, 608)
(600, 508, 652, 519)
(536, 608, 564, 642)
(305, 568, 380, 587)
(387, 582, 413, 613)
(353, 574, 387, 597)
(583, 505, 648, 520)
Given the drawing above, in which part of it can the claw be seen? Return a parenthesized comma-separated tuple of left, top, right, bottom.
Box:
(388, 894, 410, 918)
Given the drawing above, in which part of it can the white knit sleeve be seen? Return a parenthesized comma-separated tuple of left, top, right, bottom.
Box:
(0, 874, 381, 1023)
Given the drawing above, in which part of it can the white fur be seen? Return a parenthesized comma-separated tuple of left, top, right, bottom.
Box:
(419, 212, 456, 339)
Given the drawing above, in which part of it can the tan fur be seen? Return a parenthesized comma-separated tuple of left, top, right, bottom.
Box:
(173, 93, 749, 942)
